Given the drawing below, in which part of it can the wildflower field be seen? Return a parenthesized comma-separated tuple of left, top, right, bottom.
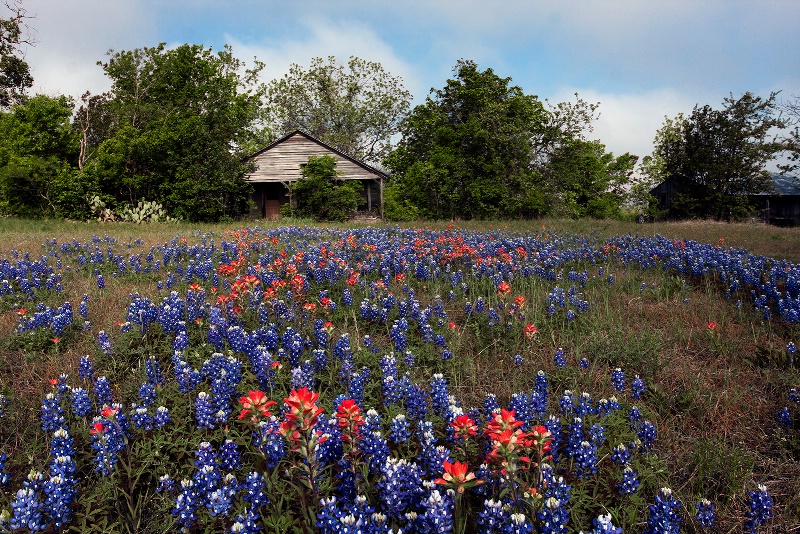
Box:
(0, 218, 798, 533)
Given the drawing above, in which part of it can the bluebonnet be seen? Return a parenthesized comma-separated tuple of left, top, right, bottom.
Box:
(631, 375, 646, 399)
(253, 417, 285, 468)
(93, 376, 114, 407)
(429, 373, 450, 418)
(417, 489, 453, 534)
(574, 440, 598, 478)
(777, 407, 792, 427)
(219, 439, 241, 472)
(389, 413, 411, 445)
(584, 514, 622, 534)
(619, 466, 640, 495)
(154, 406, 171, 428)
(10, 483, 45, 532)
(96, 330, 113, 354)
(694, 498, 716, 528)
(538, 497, 569, 534)
(554, 347, 566, 367)
(477, 498, 509, 532)
(138, 382, 156, 407)
(610, 443, 631, 465)
(610, 368, 625, 392)
(173, 479, 200, 528)
(637, 420, 657, 452)
(145, 355, 163, 386)
(575, 392, 594, 417)
(130, 405, 153, 430)
(745, 484, 773, 533)
(377, 458, 424, 519)
(78, 355, 94, 382)
(0, 453, 8, 486)
(559, 391, 574, 416)
(242, 471, 269, 508)
(579, 357, 590, 369)
(41, 393, 66, 432)
(645, 487, 681, 534)
(194, 392, 216, 429)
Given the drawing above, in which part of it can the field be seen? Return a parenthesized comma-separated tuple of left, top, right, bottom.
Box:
(0, 217, 797, 533)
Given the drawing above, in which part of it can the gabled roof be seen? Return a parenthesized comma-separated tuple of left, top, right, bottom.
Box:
(246, 129, 388, 178)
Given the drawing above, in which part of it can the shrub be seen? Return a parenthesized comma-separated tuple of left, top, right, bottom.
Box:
(290, 155, 362, 222)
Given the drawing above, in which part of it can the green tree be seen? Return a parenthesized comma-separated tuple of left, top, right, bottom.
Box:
(543, 138, 637, 219)
(288, 154, 362, 222)
(779, 94, 800, 180)
(386, 60, 547, 220)
(0, 0, 33, 108)
(0, 94, 86, 217)
(82, 43, 268, 221)
(654, 92, 784, 220)
(267, 56, 411, 165)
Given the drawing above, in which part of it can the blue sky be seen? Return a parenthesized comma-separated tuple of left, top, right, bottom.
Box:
(16, 0, 800, 163)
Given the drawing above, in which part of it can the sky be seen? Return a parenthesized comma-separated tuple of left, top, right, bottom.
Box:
(12, 0, 800, 163)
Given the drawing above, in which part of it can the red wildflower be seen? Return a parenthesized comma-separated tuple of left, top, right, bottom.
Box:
(497, 281, 511, 296)
(450, 414, 478, 440)
(279, 387, 324, 443)
(335, 399, 364, 442)
(706, 321, 717, 330)
(434, 461, 482, 494)
(15, 308, 26, 315)
(514, 295, 526, 307)
(238, 390, 277, 423)
(524, 324, 538, 339)
(100, 406, 118, 418)
(51, 337, 60, 344)
(484, 409, 524, 439)
(89, 422, 106, 435)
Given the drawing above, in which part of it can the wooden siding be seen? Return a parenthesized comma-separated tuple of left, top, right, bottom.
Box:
(246, 132, 384, 183)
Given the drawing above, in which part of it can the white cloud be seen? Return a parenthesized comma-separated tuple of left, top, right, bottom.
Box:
(550, 87, 700, 159)
(17, 0, 157, 99)
(227, 18, 424, 102)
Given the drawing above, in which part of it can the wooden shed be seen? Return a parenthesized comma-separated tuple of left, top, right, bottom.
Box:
(245, 130, 386, 219)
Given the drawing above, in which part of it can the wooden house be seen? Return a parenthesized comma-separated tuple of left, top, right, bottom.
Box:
(245, 130, 387, 219)
(650, 173, 800, 225)
(754, 174, 800, 226)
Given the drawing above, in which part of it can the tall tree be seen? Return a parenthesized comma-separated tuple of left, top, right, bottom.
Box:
(654, 92, 785, 220)
(779, 94, 800, 180)
(0, 0, 33, 108)
(267, 56, 411, 165)
(0, 94, 81, 217)
(546, 138, 637, 218)
(386, 60, 546, 219)
(83, 43, 268, 221)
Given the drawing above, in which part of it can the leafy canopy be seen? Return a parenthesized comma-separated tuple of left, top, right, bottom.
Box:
(386, 60, 546, 220)
(267, 56, 411, 165)
(0, 0, 33, 108)
(82, 43, 268, 222)
(654, 92, 785, 220)
(0, 94, 82, 218)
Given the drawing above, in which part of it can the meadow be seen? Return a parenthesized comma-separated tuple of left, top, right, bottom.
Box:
(0, 217, 797, 533)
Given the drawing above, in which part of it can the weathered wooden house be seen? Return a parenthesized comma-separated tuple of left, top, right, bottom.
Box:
(245, 130, 386, 219)
(755, 174, 800, 226)
(651, 173, 800, 225)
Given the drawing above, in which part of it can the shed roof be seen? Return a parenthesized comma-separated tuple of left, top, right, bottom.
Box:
(245, 130, 388, 183)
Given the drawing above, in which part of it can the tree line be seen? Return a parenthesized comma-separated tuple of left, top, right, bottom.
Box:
(1, 5, 797, 222)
